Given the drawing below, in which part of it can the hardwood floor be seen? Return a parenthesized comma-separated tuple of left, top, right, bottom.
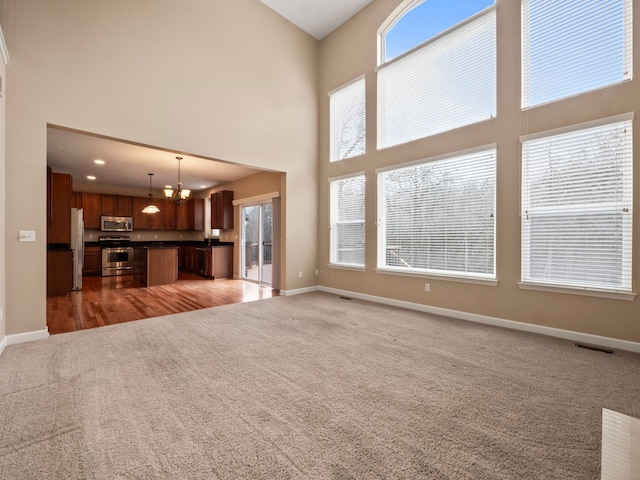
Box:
(47, 272, 278, 335)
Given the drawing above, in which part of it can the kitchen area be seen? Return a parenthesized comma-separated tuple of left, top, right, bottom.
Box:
(47, 167, 236, 299)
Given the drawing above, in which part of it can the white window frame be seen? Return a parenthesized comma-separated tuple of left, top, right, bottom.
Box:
(376, 146, 497, 282)
(520, 114, 634, 300)
(329, 76, 366, 162)
(522, 0, 633, 109)
(329, 173, 366, 269)
(376, 4, 496, 149)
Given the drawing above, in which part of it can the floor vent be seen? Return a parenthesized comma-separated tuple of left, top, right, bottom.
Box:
(575, 342, 614, 354)
(339, 296, 352, 300)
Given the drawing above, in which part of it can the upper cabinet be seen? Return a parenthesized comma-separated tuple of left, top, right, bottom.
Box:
(81, 193, 101, 229)
(70, 189, 204, 232)
(47, 168, 72, 244)
(188, 198, 205, 231)
(211, 190, 234, 230)
(101, 194, 133, 217)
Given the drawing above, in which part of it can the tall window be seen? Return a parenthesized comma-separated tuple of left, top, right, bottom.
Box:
(522, 0, 633, 108)
(330, 174, 366, 267)
(377, 148, 496, 279)
(329, 77, 365, 162)
(521, 115, 633, 292)
(377, 1, 496, 149)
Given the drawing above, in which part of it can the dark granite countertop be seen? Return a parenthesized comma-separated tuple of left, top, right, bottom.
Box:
(85, 240, 233, 248)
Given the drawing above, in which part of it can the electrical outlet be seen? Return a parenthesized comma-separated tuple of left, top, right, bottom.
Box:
(315, 269, 319, 276)
(424, 283, 430, 292)
(0, 307, 3, 321)
(298, 271, 303, 278)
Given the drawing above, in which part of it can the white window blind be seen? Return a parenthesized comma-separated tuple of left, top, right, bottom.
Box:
(330, 174, 366, 267)
(522, 0, 633, 108)
(521, 117, 633, 292)
(377, 8, 496, 149)
(377, 148, 496, 279)
(329, 77, 366, 162)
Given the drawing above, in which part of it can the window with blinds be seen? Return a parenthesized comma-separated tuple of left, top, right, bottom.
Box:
(377, 6, 496, 149)
(522, 0, 633, 109)
(330, 174, 366, 267)
(329, 77, 366, 162)
(521, 115, 633, 292)
(377, 148, 496, 279)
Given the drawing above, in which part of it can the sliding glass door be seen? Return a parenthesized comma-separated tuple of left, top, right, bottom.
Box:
(241, 202, 272, 285)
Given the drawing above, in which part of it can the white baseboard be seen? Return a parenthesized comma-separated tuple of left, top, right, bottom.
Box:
(0, 329, 49, 356)
(317, 286, 640, 354)
(280, 286, 320, 296)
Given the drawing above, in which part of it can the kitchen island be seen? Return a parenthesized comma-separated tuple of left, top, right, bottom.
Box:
(133, 246, 178, 287)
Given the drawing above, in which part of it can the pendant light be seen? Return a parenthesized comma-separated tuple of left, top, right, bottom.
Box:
(164, 156, 191, 206)
(142, 173, 160, 214)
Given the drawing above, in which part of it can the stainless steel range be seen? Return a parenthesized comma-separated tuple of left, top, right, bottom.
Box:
(99, 235, 134, 277)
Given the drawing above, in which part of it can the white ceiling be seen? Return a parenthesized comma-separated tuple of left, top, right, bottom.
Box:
(259, 0, 374, 39)
(47, 127, 264, 197)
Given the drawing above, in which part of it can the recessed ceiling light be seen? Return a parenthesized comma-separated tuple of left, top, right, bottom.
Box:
(200, 185, 207, 189)
(87, 175, 96, 180)
(94, 159, 105, 165)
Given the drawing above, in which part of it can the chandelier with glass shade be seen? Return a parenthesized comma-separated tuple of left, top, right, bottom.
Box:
(164, 156, 191, 206)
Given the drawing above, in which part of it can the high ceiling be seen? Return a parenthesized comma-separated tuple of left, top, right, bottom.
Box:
(47, 2, 373, 196)
(259, 0, 374, 39)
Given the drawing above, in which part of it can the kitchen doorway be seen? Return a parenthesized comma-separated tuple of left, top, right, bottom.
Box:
(241, 202, 272, 285)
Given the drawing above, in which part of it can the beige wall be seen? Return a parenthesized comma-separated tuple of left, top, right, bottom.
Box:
(318, 0, 640, 342)
(0, 26, 6, 345)
(206, 171, 285, 281)
(0, 0, 319, 336)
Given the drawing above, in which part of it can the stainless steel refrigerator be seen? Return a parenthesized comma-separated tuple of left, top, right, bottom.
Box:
(71, 208, 84, 290)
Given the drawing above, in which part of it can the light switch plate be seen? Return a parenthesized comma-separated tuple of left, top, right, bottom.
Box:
(19, 230, 36, 242)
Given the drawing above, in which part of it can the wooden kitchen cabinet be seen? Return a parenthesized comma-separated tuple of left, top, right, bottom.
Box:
(132, 197, 162, 230)
(178, 245, 207, 276)
(162, 200, 177, 230)
(210, 190, 234, 230)
(47, 169, 72, 244)
(208, 245, 233, 279)
(187, 198, 204, 231)
(81, 192, 101, 229)
(176, 203, 188, 230)
(102, 195, 133, 217)
(83, 246, 102, 275)
(47, 249, 73, 297)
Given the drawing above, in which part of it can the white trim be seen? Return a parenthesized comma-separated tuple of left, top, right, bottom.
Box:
(316, 286, 640, 354)
(376, 3, 496, 71)
(375, 268, 498, 286)
(327, 74, 366, 97)
(375, 143, 497, 174)
(328, 264, 366, 272)
(0, 329, 49, 355)
(280, 286, 319, 296)
(518, 282, 636, 301)
(519, 112, 634, 143)
(232, 191, 279, 206)
(0, 25, 10, 65)
(328, 171, 366, 183)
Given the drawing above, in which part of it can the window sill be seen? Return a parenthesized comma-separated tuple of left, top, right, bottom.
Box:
(518, 282, 636, 301)
(328, 263, 366, 272)
(375, 268, 498, 286)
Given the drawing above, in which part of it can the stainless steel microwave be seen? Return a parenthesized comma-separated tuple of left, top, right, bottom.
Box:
(101, 216, 133, 232)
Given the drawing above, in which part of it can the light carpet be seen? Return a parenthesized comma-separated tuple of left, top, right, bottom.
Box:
(1, 292, 639, 479)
